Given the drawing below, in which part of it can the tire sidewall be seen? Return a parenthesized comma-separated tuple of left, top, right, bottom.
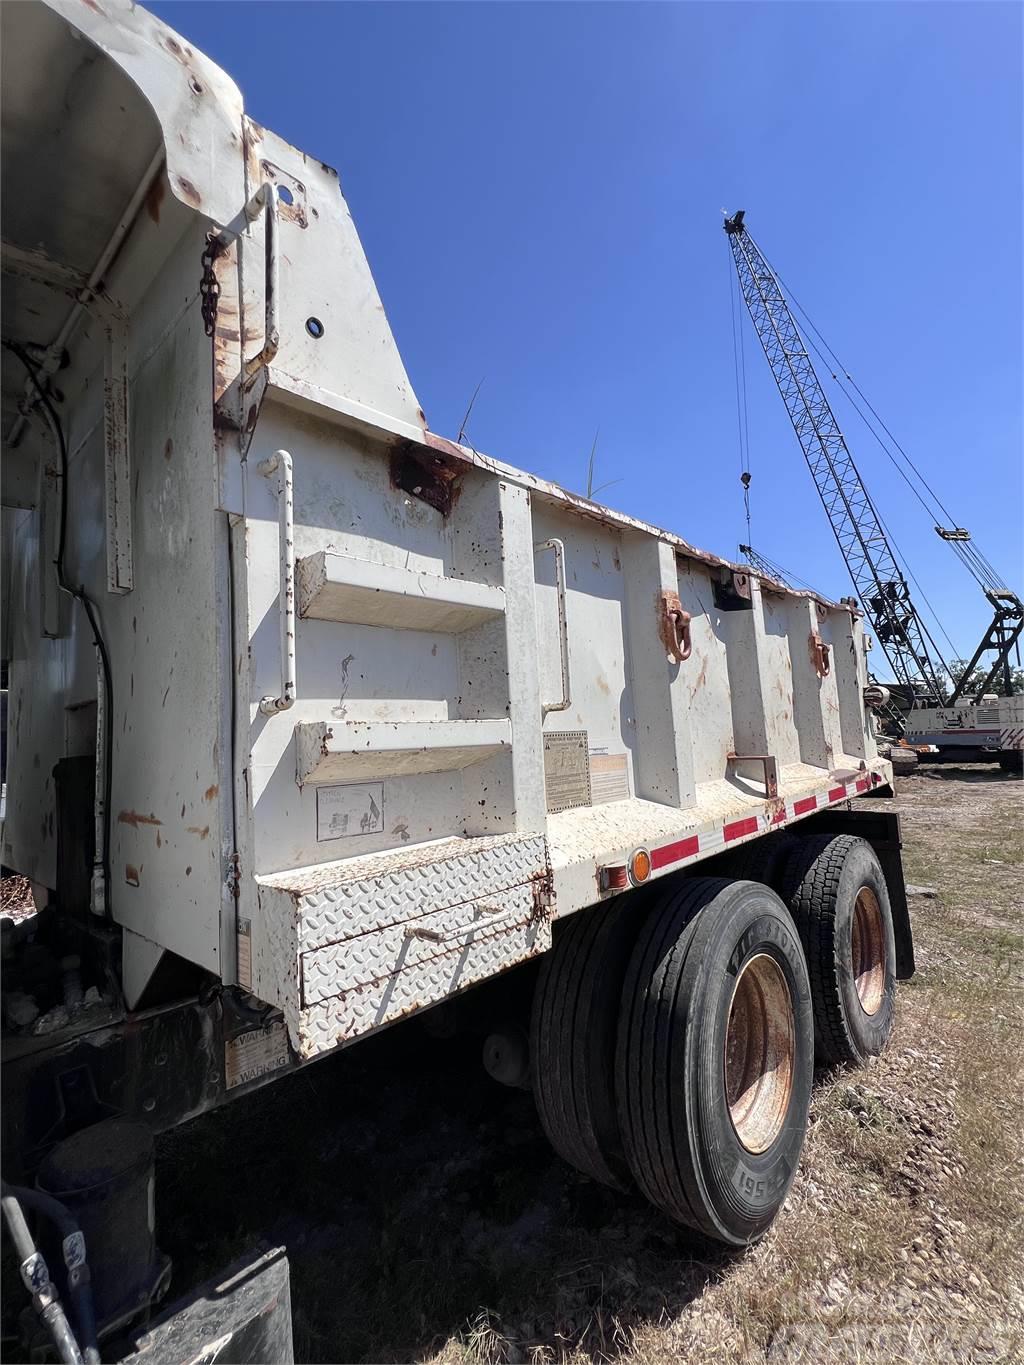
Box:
(832, 842, 897, 1058)
(685, 888, 814, 1244)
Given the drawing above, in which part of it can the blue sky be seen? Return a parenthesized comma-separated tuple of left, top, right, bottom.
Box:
(154, 0, 1022, 666)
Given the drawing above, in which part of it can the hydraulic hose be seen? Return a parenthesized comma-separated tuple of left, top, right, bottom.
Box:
(1, 1183, 100, 1364)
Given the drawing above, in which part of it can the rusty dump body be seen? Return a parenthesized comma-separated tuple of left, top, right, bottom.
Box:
(2, 0, 894, 1108)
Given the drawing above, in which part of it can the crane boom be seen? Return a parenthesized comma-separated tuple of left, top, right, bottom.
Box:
(723, 210, 948, 706)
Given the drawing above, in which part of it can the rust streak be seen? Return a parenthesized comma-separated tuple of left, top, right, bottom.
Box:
(204, 784, 219, 802)
(146, 175, 166, 224)
(186, 825, 211, 840)
(124, 864, 140, 887)
(118, 810, 162, 828)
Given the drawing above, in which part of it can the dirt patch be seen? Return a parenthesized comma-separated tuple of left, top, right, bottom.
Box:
(0, 874, 35, 922)
(145, 767, 1023, 1362)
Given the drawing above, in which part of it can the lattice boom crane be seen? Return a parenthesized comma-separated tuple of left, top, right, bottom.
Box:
(724, 210, 955, 704)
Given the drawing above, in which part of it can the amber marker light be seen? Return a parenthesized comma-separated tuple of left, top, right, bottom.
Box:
(629, 847, 652, 886)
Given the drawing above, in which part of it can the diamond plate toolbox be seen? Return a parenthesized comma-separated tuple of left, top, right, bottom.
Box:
(253, 833, 552, 1060)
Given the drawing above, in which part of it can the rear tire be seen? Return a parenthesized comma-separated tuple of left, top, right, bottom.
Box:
(998, 751, 1023, 775)
(780, 835, 897, 1066)
(615, 877, 813, 1245)
(725, 831, 797, 889)
(531, 891, 653, 1190)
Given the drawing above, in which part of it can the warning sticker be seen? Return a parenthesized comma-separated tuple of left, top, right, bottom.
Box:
(316, 782, 385, 841)
(224, 1021, 290, 1090)
(544, 731, 591, 812)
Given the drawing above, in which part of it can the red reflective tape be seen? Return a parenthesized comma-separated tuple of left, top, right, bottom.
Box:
(650, 834, 699, 870)
(828, 786, 846, 802)
(871, 772, 883, 784)
(793, 796, 818, 815)
(855, 777, 870, 793)
(724, 816, 759, 843)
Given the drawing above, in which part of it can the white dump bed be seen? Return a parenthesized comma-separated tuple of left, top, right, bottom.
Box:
(1, 0, 890, 1061)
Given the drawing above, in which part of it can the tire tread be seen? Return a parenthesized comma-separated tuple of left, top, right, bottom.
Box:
(532, 894, 650, 1189)
(781, 834, 889, 1066)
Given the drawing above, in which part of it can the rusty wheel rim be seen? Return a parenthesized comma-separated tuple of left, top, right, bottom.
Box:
(851, 886, 886, 1015)
(725, 953, 795, 1154)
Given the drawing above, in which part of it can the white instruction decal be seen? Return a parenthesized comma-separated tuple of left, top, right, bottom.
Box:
(237, 917, 252, 991)
(590, 751, 630, 805)
(225, 1021, 290, 1090)
(316, 782, 385, 841)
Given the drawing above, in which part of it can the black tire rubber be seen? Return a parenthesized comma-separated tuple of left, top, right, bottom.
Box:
(531, 890, 654, 1191)
(615, 877, 813, 1246)
(779, 834, 897, 1067)
(725, 831, 798, 890)
(998, 751, 1023, 775)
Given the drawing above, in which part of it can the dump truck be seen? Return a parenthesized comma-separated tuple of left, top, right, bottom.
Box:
(0, 2, 915, 1359)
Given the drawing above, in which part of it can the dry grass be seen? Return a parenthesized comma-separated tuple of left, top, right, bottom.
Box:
(147, 765, 1023, 1364)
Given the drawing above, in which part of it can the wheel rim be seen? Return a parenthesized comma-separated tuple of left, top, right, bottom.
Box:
(851, 886, 886, 1015)
(724, 953, 795, 1154)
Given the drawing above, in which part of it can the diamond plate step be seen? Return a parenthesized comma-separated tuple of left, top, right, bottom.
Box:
(251, 832, 552, 1060)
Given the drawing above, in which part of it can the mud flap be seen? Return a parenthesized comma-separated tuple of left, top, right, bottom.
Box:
(121, 1247, 292, 1364)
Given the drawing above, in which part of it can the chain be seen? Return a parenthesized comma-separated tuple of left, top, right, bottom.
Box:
(199, 234, 221, 337)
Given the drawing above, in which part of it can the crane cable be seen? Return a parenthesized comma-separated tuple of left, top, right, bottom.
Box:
(870, 500, 957, 672)
(738, 544, 819, 593)
(794, 327, 1007, 631)
(730, 230, 960, 678)
(726, 245, 753, 544)
(793, 322, 960, 666)
(766, 262, 1012, 595)
(785, 317, 960, 663)
(728, 226, 984, 685)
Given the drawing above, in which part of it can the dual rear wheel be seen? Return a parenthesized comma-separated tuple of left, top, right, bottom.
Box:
(531, 836, 898, 1245)
(776, 834, 897, 1066)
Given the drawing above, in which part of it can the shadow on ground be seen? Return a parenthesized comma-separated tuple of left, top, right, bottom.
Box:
(156, 1024, 739, 1364)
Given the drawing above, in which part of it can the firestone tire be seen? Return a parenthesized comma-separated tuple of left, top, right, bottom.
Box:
(615, 877, 814, 1246)
(531, 891, 654, 1191)
(780, 835, 897, 1067)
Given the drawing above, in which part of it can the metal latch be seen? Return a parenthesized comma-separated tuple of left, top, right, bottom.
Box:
(659, 590, 692, 663)
(223, 852, 241, 899)
(207, 182, 280, 377)
(809, 632, 831, 678)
